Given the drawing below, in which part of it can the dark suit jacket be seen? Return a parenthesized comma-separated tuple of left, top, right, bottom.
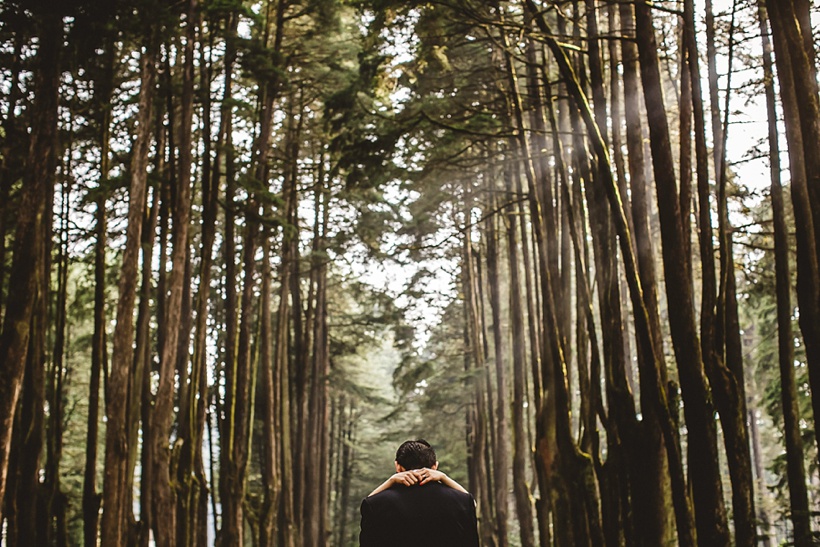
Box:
(359, 482, 479, 547)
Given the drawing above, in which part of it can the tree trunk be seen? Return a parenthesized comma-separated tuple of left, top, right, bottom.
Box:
(83, 31, 114, 546)
(218, 60, 240, 547)
(0, 11, 61, 528)
(220, 40, 282, 539)
(259, 226, 279, 547)
(100, 25, 157, 546)
(338, 404, 355, 547)
(151, 6, 197, 545)
(505, 163, 536, 547)
(678, 15, 694, 286)
(275, 166, 297, 547)
(710, 7, 757, 546)
(83, 189, 107, 547)
(305, 171, 331, 546)
(485, 183, 510, 546)
(179, 23, 220, 547)
(17, 181, 51, 545)
(632, 2, 726, 544)
(462, 197, 497, 547)
(525, 1, 697, 543)
(46, 171, 70, 547)
(748, 401, 774, 547)
(758, 3, 813, 544)
(704, 0, 723, 171)
(582, 4, 638, 544)
(766, 0, 820, 465)
(131, 182, 161, 547)
(618, 3, 675, 544)
(503, 7, 609, 544)
(0, 30, 26, 325)
(221, 209, 260, 546)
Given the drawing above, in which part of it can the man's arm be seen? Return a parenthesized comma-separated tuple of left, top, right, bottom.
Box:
(359, 497, 377, 547)
(462, 493, 480, 547)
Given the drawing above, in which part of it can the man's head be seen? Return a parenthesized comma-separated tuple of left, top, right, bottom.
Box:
(395, 439, 437, 471)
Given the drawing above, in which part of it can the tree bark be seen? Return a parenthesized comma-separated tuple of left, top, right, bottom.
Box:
(275, 151, 297, 547)
(220, 208, 260, 546)
(100, 25, 157, 546)
(150, 5, 197, 545)
(305, 170, 332, 546)
(634, 2, 726, 543)
(259, 229, 279, 547)
(524, 1, 699, 544)
(0, 11, 61, 528)
(766, 0, 820, 464)
(220, 25, 282, 534)
(82, 30, 114, 547)
(462, 195, 497, 547)
(503, 7, 608, 545)
(46, 166, 70, 547)
(485, 183, 510, 546)
(618, 3, 675, 543)
(16, 182, 51, 545)
(710, 6, 757, 545)
(505, 164, 536, 547)
(758, 3, 813, 544)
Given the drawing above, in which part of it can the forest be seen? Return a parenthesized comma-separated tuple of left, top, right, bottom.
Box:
(0, 0, 819, 545)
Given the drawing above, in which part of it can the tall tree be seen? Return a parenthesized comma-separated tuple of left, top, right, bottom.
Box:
(759, 3, 813, 544)
(100, 17, 158, 545)
(150, 2, 198, 545)
(0, 9, 61, 527)
(766, 0, 820, 461)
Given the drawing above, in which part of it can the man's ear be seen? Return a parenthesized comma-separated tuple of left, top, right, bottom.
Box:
(395, 461, 405, 473)
(432, 461, 439, 470)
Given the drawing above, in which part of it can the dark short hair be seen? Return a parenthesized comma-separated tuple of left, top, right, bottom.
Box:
(395, 439, 437, 470)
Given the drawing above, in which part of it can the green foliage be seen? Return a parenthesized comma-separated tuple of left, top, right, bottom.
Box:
(738, 185, 820, 515)
(238, 35, 286, 87)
